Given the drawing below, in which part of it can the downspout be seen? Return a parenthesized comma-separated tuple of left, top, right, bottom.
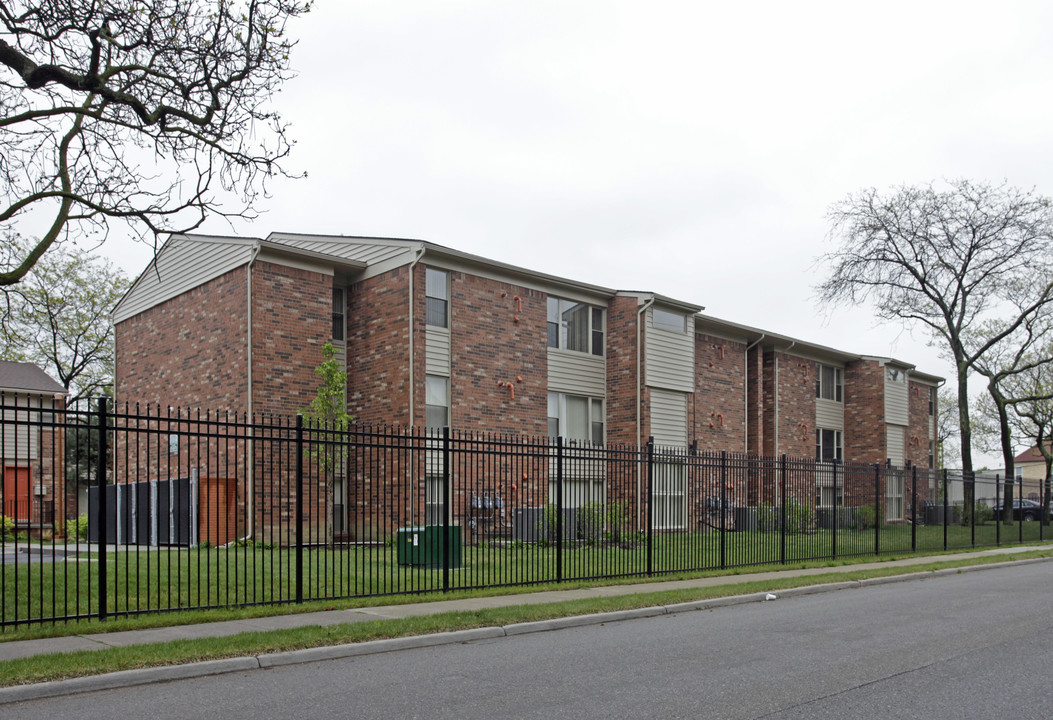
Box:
(636, 296, 656, 531)
(744, 333, 765, 455)
(407, 245, 425, 429)
(241, 242, 262, 543)
(407, 246, 425, 527)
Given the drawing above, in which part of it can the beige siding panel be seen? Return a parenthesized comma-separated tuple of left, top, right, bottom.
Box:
(0, 395, 52, 461)
(426, 329, 451, 377)
(645, 310, 694, 392)
(886, 425, 906, 466)
(651, 389, 688, 448)
(115, 238, 254, 323)
(548, 350, 605, 397)
(815, 398, 844, 431)
(885, 378, 909, 426)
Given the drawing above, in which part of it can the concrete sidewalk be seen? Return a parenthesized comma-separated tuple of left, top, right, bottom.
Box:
(2, 545, 1048, 664)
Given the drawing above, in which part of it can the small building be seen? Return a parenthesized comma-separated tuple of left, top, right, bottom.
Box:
(0, 361, 67, 537)
(1014, 444, 1051, 501)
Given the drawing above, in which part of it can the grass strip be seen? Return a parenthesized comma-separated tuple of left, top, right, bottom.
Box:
(2, 549, 1052, 688)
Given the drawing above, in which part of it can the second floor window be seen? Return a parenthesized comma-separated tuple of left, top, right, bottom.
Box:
(426, 269, 448, 328)
(815, 428, 843, 463)
(332, 287, 345, 341)
(425, 375, 449, 429)
(548, 298, 604, 355)
(815, 364, 843, 402)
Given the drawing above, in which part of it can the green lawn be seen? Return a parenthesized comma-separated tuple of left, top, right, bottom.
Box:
(3, 521, 1049, 627)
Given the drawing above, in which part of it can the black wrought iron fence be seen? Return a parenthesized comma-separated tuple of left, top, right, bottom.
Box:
(1, 397, 1048, 629)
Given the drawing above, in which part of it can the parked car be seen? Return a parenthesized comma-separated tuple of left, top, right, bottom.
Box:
(991, 498, 1045, 522)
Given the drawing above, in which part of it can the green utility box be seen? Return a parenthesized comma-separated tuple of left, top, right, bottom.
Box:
(396, 525, 462, 569)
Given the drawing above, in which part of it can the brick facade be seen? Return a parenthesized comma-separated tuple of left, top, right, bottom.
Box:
(448, 271, 548, 436)
(115, 267, 248, 411)
(692, 334, 747, 453)
(843, 360, 887, 465)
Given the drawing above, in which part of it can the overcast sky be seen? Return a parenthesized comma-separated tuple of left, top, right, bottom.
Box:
(100, 1, 1053, 464)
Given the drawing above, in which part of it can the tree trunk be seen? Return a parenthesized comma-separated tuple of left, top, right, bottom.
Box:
(993, 385, 1015, 526)
(957, 366, 974, 523)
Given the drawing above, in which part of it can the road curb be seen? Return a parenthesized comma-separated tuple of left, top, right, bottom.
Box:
(3, 554, 1051, 705)
(0, 657, 260, 705)
(258, 627, 506, 668)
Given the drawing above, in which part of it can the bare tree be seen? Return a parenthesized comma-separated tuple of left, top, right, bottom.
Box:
(936, 387, 960, 468)
(1006, 361, 1053, 524)
(0, 0, 310, 286)
(0, 237, 130, 401)
(818, 180, 1053, 485)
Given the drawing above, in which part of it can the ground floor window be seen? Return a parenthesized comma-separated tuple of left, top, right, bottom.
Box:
(652, 460, 686, 530)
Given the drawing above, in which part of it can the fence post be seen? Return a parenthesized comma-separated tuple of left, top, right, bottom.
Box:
(295, 414, 303, 604)
(874, 464, 880, 557)
(831, 460, 839, 560)
(779, 454, 786, 565)
(995, 474, 1001, 547)
(443, 426, 451, 593)
(96, 396, 109, 622)
(942, 468, 949, 551)
(720, 449, 727, 570)
(556, 435, 563, 584)
(970, 471, 976, 546)
(910, 465, 917, 552)
(1018, 476, 1024, 545)
(647, 437, 655, 577)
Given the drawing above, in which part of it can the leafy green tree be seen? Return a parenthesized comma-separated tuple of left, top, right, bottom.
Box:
(0, 238, 130, 402)
(302, 341, 351, 547)
(0, 0, 309, 285)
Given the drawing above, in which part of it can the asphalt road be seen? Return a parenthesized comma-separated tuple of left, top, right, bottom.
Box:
(7, 562, 1053, 719)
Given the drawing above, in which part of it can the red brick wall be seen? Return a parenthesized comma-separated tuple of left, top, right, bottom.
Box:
(115, 267, 248, 411)
(606, 296, 641, 446)
(772, 352, 815, 460)
(448, 271, 547, 436)
(693, 334, 747, 453)
(746, 345, 764, 456)
(346, 266, 412, 426)
(844, 360, 886, 465)
(907, 381, 934, 468)
(249, 261, 333, 543)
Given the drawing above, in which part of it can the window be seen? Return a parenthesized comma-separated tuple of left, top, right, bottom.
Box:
(929, 387, 936, 416)
(426, 269, 448, 328)
(652, 307, 686, 333)
(886, 470, 904, 521)
(815, 428, 842, 463)
(652, 460, 687, 530)
(332, 287, 345, 342)
(928, 440, 935, 469)
(815, 364, 843, 402)
(547, 298, 604, 355)
(886, 366, 907, 383)
(425, 475, 445, 525)
(548, 392, 604, 444)
(425, 376, 449, 429)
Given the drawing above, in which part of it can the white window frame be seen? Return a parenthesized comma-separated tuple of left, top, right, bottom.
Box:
(652, 459, 687, 530)
(886, 366, 907, 383)
(652, 307, 686, 333)
(547, 297, 604, 356)
(332, 286, 345, 342)
(425, 375, 449, 429)
(815, 363, 843, 403)
(548, 392, 604, 445)
(815, 428, 842, 463)
(425, 268, 449, 329)
(886, 469, 904, 521)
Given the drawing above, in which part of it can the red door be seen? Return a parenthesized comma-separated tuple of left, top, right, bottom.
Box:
(3, 466, 31, 521)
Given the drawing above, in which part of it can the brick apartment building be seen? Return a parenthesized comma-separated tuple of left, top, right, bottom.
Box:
(113, 233, 942, 540)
